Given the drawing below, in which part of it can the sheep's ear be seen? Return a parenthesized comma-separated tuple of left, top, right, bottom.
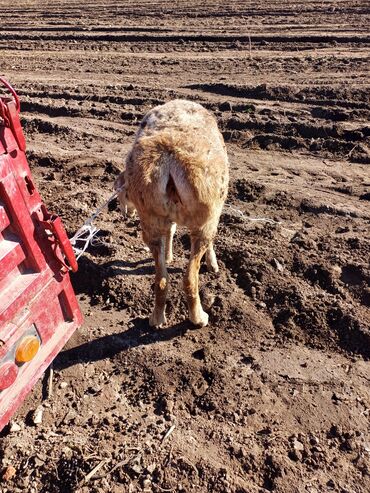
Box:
(117, 189, 128, 215)
(114, 173, 125, 192)
(118, 191, 136, 219)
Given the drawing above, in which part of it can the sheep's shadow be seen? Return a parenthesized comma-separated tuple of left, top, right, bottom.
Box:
(71, 255, 182, 296)
(53, 317, 191, 371)
(107, 258, 182, 277)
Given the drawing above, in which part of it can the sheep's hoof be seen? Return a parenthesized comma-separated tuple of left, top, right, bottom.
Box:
(207, 261, 219, 274)
(190, 310, 209, 328)
(206, 248, 219, 273)
(149, 311, 167, 328)
(165, 254, 173, 264)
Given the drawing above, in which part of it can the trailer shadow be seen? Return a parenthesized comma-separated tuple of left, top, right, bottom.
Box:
(53, 317, 191, 371)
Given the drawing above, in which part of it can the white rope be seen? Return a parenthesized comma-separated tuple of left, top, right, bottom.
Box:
(69, 189, 119, 261)
(70, 224, 100, 261)
(223, 203, 282, 225)
(68, 191, 281, 263)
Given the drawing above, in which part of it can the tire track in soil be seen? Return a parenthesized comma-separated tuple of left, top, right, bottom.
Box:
(19, 82, 370, 164)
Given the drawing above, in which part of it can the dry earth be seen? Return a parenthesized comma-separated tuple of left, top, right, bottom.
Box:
(0, 1, 369, 493)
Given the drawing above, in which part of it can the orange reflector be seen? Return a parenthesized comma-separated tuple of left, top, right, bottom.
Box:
(15, 336, 40, 363)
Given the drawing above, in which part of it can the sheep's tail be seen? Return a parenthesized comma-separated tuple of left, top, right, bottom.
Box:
(166, 171, 182, 205)
(134, 132, 199, 209)
(151, 134, 197, 207)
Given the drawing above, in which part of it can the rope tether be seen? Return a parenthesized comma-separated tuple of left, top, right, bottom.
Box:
(68, 190, 282, 264)
(69, 189, 119, 261)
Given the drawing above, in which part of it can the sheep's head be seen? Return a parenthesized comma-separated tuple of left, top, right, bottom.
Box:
(114, 172, 136, 218)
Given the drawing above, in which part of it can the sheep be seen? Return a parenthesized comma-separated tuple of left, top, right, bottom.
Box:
(115, 99, 229, 328)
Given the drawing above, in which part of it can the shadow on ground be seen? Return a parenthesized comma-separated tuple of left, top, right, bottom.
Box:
(54, 317, 192, 371)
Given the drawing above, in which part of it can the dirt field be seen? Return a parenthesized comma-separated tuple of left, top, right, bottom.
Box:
(0, 1, 369, 492)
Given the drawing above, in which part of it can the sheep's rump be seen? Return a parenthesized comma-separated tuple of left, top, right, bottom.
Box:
(125, 100, 229, 226)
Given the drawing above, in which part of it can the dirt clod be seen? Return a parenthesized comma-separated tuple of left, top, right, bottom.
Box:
(2, 465, 16, 482)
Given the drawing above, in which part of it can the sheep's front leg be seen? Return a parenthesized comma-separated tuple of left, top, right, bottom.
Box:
(165, 222, 176, 264)
(148, 237, 168, 328)
(184, 236, 209, 327)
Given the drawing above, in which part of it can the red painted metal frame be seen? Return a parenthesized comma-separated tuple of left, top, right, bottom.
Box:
(0, 78, 83, 430)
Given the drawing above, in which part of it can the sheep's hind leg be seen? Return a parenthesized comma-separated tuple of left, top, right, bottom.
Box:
(148, 236, 168, 328)
(165, 222, 176, 264)
(184, 234, 209, 327)
(205, 241, 219, 273)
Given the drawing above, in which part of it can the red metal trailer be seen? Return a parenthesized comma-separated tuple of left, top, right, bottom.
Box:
(0, 78, 82, 430)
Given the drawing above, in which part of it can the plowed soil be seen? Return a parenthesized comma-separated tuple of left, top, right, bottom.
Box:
(0, 1, 369, 493)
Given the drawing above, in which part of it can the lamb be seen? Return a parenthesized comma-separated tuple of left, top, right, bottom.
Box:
(115, 99, 229, 328)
